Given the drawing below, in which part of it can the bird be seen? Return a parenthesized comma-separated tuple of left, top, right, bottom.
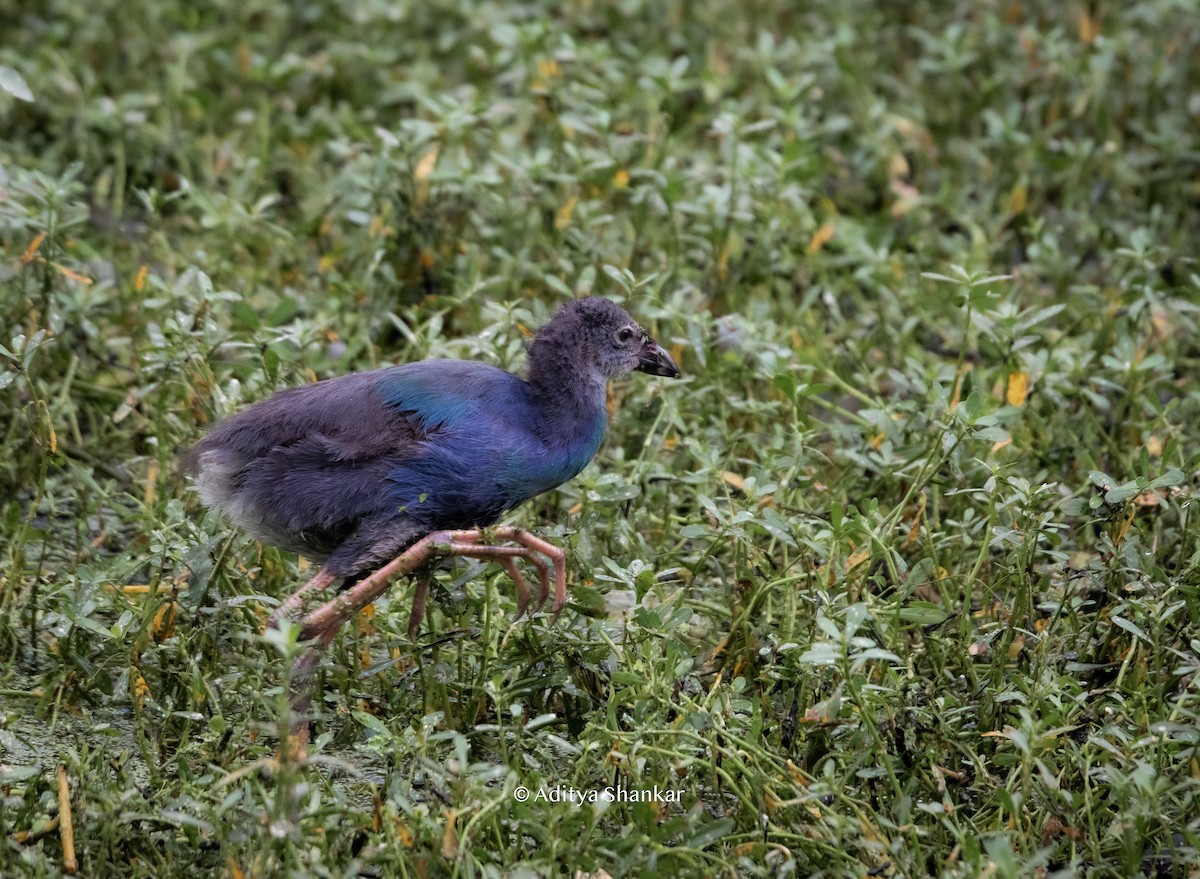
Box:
(184, 297, 679, 734)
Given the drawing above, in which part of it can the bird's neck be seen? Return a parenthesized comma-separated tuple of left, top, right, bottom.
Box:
(526, 349, 608, 447)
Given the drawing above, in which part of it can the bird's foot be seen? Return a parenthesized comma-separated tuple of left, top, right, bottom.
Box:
(440, 526, 568, 621)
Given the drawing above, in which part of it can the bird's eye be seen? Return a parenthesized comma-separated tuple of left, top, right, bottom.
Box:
(615, 326, 636, 345)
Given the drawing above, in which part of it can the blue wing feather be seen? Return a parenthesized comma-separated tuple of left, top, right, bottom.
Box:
(376, 360, 524, 430)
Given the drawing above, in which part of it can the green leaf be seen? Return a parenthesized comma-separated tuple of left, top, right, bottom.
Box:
(897, 602, 952, 626)
(0, 764, 40, 783)
(1111, 616, 1150, 644)
(681, 818, 736, 850)
(0, 66, 33, 102)
(1104, 482, 1141, 504)
(1149, 469, 1184, 489)
(973, 426, 1011, 443)
(352, 710, 394, 738)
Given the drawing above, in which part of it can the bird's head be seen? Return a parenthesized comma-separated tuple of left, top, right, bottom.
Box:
(533, 296, 681, 381)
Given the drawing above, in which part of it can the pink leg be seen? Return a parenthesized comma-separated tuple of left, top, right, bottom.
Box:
(285, 528, 569, 744)
(270, 566, 339, 629)
(407, 572, 431, 640)
(497, 558, 532, 619)
(286, 624, 337, 750)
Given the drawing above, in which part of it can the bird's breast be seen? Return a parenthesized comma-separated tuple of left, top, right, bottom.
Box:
(497, 405, 607, 505)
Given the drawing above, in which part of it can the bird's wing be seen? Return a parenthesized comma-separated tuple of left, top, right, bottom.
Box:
(183, 361, 529, 562)
(186, 361, 523, 465)
(374, 359, 528, 430)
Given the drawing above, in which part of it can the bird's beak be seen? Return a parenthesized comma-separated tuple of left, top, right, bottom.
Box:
(637, 339, 681, 378)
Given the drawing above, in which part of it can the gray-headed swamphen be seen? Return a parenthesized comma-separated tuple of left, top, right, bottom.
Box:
(185, 297, 679, 739)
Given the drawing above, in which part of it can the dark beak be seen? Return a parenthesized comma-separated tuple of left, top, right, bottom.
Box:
(637, 340, 681, 378)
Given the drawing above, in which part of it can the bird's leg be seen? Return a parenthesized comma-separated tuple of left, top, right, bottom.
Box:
(270, 565, 340, 629)
(298, 530, 456, 643)
(299, 528, 568, 644)
(286, 624, 338, 750)
(284, 532, 453, 749)
(407, 571, 432, 640)
(286, 528, 569, 744)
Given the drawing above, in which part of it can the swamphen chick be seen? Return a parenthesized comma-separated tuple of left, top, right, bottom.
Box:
(186, 297, 679, 657)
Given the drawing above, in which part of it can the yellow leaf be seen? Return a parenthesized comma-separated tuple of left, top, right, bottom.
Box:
(1007, 183, 1028, 216)
(57, 764, 76, 876)
(887, 114, 938, 159)
(1006, 371, 1029, 407)
(806, 221, 836, 254)
(395, 819, 414, 848)
(949, 362, 972, 410)
(555, 194, 578, 230)
(1149, 306, 1172, 341)
(21, 231, 46, 264)
(55, 264, 92, 285)
(905, 494, 926, 548)
(235, 42, 253, 76)
(847, 547, 870, 571)
(414, 144, 441, 207)
(134, 264, 149, 292)
(357, 603, 376, 636)
(132, 670, 151, 707)
(722, 471, 745, 492)
(991, 437, 1013, 453)
(152, 601, 178, 641)
(1146, 435, 1163, 457)
(1078, 9, 1100, 44)
(611, 168, 630, 189)
(144, 458, 158, 508)
(1007, 634, 1025, 660)
(414, 144, 440, 182)
(868, 431, 885, 450)
(441, 809, 459, 859)
(889, 181, 921, 217)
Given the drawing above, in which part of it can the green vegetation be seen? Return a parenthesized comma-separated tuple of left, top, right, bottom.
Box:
(2, 1, 1198, 876)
